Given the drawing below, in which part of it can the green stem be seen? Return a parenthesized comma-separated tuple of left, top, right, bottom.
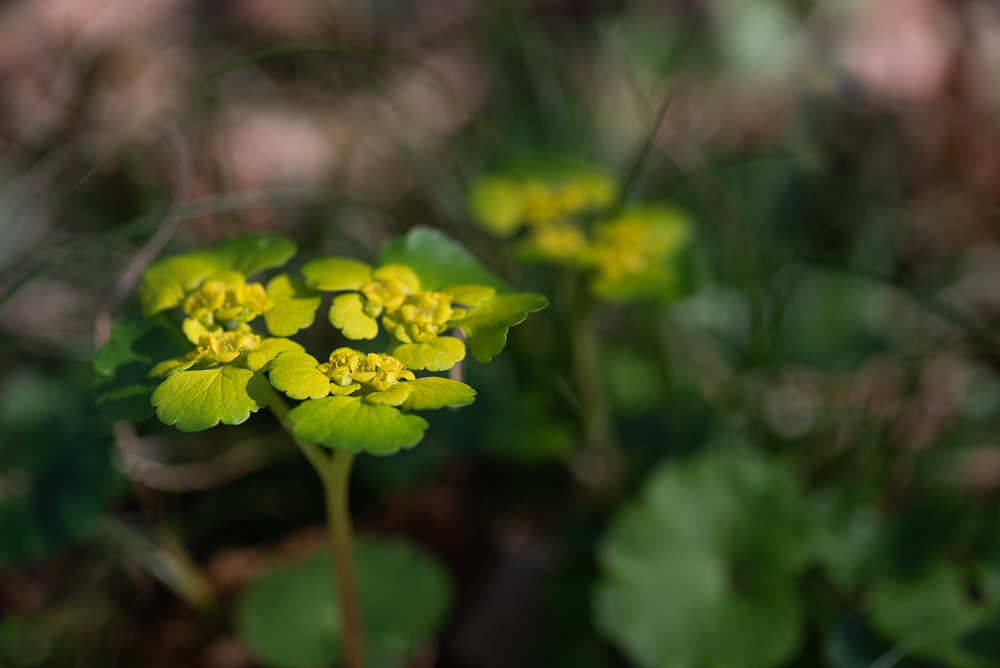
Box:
(571, 300, 623, 499)
(269, 392, 364, 668)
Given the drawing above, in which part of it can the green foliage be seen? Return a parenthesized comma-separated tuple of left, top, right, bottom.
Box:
(151, 367, 271, 432)
(0, 369, 120, 563)
(236, 538, 452, 668)
(451, 293, 549, 364)
(378, 226, 508, 291)
(391, 336, 466, 371)
(139, 234, 296, 316)
(93, 314, 191, 422)
(265, 274, 322, 337)
(594, 448, 809, 668)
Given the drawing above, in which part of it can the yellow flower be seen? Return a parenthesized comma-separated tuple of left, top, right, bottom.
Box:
(520, 224, 590, 263)
(381, 291, 466, 344)
(360, 275, 412, 318)
(183, 279, 274, 326)
(148, 330, 261, 377)
(317, 349, 416, 395)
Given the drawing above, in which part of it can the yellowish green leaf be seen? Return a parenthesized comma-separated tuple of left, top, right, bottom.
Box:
(451, 292, 549, 363)
(287, 396, 428, 455)
(247, 338, 305, 372)
(442, 284, 496, 307)
(301, 257, 373, 292)
(265, 274, 321, 337)
(364, 377, 475, 411)
(151, 367, 270, 432)
(329, 293, 378, 340)
(391, 336, 466, 372)
(268, 351, 333, 400)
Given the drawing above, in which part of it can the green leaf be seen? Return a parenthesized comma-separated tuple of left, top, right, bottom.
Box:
(265, 274, 322, 337)
(364, 377, 476, 411)
(869, 563, 984, 661)
(247, 338, 305, 373)
(391, 336, 466, 372)
(139, 255, 220, 316)
(329, 293, 379, 340)
(268, 351, 332, 400)
(451, 292, 549, 363)
(287, 396, 428, 455)
(442, 284, 496, 307)
(151, 367, 270, 432)
(594, 448, 809, 668)
(204, 234, 297, 277)
(301, 257, 373, 292)
(139, 234, 296, 315)
(378, 226, 507, 291)
(236, 537, 451, 668)
(93, 314, 191, 422)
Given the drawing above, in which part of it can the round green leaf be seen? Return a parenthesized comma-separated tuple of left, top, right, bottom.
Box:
(364, 377, 476, 411)
(286, 396, 428, 455)
(268, 351, 332, 400)
(451, 292, 549, 364)
(247, 338, 305, 373)
(378, 226, 507, 291)
(236, 537, 452, 668)
(301, 257, 373, 292)
(390, 336, 466, 372)
(151, 367, 271, 432)
(93, 314, 191, 422)
(594, 448, 809, 668)
(265, 274, 321, 337)
(869, 563, 985, 663)
(204, 234, 297, 277)
(329, 293, 379, 340)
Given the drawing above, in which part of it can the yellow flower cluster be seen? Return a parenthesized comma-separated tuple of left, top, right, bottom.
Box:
(318, 350, 416, 395)
(382, 291, 467, 344)
(188, 331, 261, 365)
(183, 279, 274, 327)
(469, 170, 617, 237)
(360, 275, 411, 318)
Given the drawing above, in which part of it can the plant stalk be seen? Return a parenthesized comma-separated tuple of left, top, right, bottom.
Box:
(269, 392, 364, 668)
(320, 449, 362, 668)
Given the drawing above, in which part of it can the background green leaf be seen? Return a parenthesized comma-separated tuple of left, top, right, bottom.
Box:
(93, 314, 191, 422)
(378, 226, 508, 291)
(204, 234, 297, 277)
(287, 396, 428, 455)
(594, 448, 809, 668)
(151, 367, 271, 432)
(236, 537, 451, 668)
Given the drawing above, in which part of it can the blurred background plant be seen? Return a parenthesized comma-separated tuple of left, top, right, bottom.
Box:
(6, 0, 1000, 666)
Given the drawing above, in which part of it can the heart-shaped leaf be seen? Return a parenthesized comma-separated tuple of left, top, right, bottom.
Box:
(391, 336, 466, 372)
(594, 448, 809, 668)
(151, 367, 271, 432)
(451, 293, 548, 363)
(247, 338, 305, 373)
(286, 396, 428, 455)
(93, 315, 191, 422)
(265, 274, 321, 337)
(236, 537, 451, 668)
(268, 351, 333, 400)
(378, 226, 507, 291)
(329, 294, 379, 340)
(301, 257, 374, 292)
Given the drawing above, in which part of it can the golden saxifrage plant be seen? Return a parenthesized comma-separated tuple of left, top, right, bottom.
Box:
(93, 227, 547, 667)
